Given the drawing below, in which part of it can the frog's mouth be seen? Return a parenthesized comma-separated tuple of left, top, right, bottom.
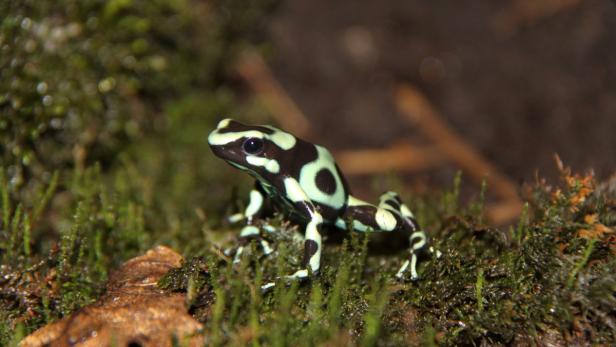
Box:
(208, 139, 244, 163)
(228, 161, 249, 172)
(227, 161, 265, 180)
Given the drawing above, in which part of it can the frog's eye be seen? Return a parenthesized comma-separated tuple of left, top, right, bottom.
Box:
(242, 137, 264, 155)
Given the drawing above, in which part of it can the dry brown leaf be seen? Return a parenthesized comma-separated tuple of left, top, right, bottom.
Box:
(20, 246, 206, 347)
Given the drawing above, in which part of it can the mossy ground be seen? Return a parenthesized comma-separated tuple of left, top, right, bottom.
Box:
(1, 1, 615, 346)
(158, 169, 616, 346)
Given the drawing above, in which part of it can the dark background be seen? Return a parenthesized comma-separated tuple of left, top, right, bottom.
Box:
(263, 0, 616, 184)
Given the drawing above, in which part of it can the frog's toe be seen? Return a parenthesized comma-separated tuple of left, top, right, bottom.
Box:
(223, 246, 235, 257)
(261, 223, 278, 234)
(261, 281, 276, 293)
(228, 213, 246, 224)
(232, 246, 245, 264)
(429, 246, 443, 259)
(288, 269, 309, 280)
(260, 239, 274, 256)
(395, 259, 410, 278)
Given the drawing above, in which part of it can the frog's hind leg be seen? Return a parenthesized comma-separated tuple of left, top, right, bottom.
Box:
(378, 192, 428, 279)
(339, 192, 427, 280)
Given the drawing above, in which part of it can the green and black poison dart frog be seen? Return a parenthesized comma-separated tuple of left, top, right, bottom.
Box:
(208, 119, 428, 290)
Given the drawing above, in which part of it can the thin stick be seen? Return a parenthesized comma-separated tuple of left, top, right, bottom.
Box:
(486, 200, 524, 225)
(395, 84, 522, 223)
(335, 142, 445, 175)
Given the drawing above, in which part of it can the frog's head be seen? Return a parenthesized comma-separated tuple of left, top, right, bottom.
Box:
(208, 118, 297, 177)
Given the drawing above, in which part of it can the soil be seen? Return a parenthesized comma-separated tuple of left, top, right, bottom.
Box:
(265, 0, 616, 185)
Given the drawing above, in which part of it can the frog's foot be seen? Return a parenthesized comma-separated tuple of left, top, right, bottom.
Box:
(286, 269, 309, 281)
(261, 282, 276, 293)
(233, 240, 274, 264)
(260, 269, 311, 293)
(395, 258, 418, 281)
(429, 246, 442, 259)
(395, 230, 429, 281)
(233, 225, 275, 264)
(228, 212, 246, 224)
(261, 222, 278, 234)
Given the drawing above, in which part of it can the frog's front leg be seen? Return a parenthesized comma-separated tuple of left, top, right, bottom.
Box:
(232, 181, 274, 263)
(261, 177, 323, 291)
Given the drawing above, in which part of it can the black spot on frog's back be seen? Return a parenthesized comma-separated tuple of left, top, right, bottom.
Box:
(315, 168, 336, 195)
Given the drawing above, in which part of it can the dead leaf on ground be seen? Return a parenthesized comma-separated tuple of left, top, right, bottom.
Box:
(20, 246, 206, 347)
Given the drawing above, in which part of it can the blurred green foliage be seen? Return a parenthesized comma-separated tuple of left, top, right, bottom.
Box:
(0, 0, 271, 196)
(0, 0, 274, 343)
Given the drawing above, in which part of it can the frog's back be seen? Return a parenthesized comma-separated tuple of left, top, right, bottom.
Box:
(293, 141, 350, 222)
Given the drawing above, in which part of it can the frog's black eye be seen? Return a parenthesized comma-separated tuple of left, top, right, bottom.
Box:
(242, 137, 264, 155)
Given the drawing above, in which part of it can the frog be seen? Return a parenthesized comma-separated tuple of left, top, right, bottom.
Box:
(208, 118, 428, 290)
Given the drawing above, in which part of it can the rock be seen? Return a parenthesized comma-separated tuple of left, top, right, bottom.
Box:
(20, 246, 206, 347)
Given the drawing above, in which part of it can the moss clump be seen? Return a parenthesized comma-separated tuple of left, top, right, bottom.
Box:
(156, 168, 615, 346)
(0, 0, 272, 196)
(404, 168, 616, 345)
(0, 0, 275, 343)
(0, 165, 150, 340)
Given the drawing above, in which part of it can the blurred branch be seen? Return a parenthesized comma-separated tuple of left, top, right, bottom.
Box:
(335, 141, 446, 175)
(486, 200, 524, 225)
(492, 0, 583, 37)
(395, 84, 522, 223)
(235, 50, 311, 138)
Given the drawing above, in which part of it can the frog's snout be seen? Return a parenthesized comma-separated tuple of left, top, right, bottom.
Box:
(207, 129, 218, 147)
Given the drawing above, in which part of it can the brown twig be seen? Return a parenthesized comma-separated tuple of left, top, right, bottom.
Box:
(335, 141, 446, 175)
(236, 50, 445, 176)
(486, 201, 524, 225)
(235, 50, 523, 223)
(235, 50, 311, 138)
(395, 84, 522, 223)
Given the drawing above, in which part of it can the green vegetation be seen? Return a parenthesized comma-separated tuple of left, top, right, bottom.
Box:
(158, 168, 615, 346)
(1, 1, 615, 346)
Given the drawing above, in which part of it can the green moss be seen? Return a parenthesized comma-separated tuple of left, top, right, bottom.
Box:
(0, 0, 267, 196)
(155, 169, 615, 345)
(0, 0, 275, 342)
(3, 147, 616, 345)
